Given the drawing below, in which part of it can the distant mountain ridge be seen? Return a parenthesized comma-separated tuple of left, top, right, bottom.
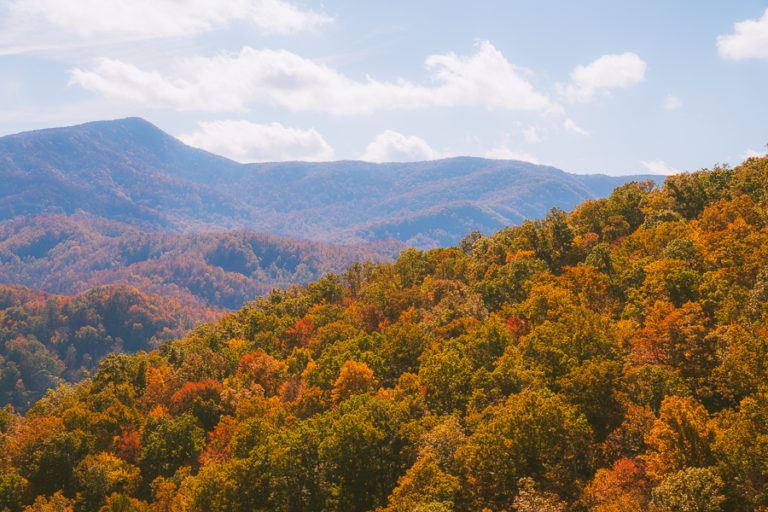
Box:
(0, 117, 664, 247)
(0, 213, 397, 311)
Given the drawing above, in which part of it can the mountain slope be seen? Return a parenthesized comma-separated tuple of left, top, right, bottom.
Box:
(0, 283, 200, 410)
(3, 157, 766, 511)
(0, 214, 398, 311)
(0, 118, 248, 230)
(0, 118, 663, 247)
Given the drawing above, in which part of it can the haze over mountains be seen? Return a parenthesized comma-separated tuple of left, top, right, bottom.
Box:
(0, 118, 662, 247)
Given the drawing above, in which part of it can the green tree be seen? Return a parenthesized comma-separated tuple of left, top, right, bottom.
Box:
(458, 390, 593, 508)
(714, 391, 768, 510)
(419, 346, 473, 413)
(650, 467, 725, 512)
(139, 414, 204, 483)
(0, 471, 28, 512)
(75, 452, 141, 511)
(319, 395, 414, 512)
(380, 452, 460, 512)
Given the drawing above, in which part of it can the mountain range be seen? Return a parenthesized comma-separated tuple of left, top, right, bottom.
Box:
(0, 117, 663, 247)
(0, 117, 670, 411)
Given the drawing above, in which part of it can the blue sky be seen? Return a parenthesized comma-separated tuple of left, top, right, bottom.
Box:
(0, 0, 766, 175)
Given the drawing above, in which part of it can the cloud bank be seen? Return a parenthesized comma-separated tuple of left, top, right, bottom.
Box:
(361, 131, 439, 162)
(1, 0, 331, 51)
(70, 41, 556, 116)
(640, 160, 678, 175)
(484, 147, 539, 164)
(179, 120, 334, 162)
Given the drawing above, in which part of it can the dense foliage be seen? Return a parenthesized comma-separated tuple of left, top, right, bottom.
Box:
(3, 157, 768, 511)
(0, 215, 396, 311)
(0, 285, 199, 411)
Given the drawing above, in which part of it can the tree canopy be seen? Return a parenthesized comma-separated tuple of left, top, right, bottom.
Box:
(2, 157, 768, 511)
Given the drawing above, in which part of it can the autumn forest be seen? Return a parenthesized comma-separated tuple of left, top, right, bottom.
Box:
(2, 155, 768, 511)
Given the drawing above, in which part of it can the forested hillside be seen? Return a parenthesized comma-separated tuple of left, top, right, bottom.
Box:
(0, 285, 200, 411)
(3, 157, 768, 511)
(0, 215, 398, 311)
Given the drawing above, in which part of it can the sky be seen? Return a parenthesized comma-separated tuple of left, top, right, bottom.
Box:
(0, 0, 766, 175)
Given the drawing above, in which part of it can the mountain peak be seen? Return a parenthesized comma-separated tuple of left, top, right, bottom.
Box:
(1, 116, 162, 142)
(76, 116, 169, 139)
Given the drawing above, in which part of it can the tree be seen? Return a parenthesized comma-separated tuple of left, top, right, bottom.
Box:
(513, 477, 566, 512)
(169, 380, 224, 431)
(606, 181, 655, 232)
(519, 307, 618, 384)
(139, 414, 205, 483)
(377, 322, 430, 385)
(319, 395, 414, 512)
(419, 416, 467, 474)
(631, 301, 715, 396)
(459, 231, 483, 255)
(235, 351, 288, 396)
(714, 391, 768, 510)
(458, 390, 593, 508)
(75, 452, 141, 511)
(331, 360, 378, 404)
(22, 492, 75, 512)
(581, 458, 650, 512)
(98, 493, 151, 512)
(641, 260, 700, 307)
(644, 396, 714, 481)
(0, 471, 28, 512)
(254, 420, 327, 512)
(650, 467, 725, 512)
(380, 452, 460, 512)
(183, 460, 248, 512)
(418, 347, 473, 413)
(13, 426, 91, 497)
(557, 359, 623, 441)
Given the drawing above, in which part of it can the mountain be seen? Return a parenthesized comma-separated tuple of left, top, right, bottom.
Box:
(0, 117, 663, 247)
(0, 118, 246, 231)
(2, 156, 766, 511)
(0, 214, 398, 311)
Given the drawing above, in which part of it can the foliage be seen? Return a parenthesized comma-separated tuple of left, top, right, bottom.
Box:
(0, 285, 195, 410)
(1, 157, 768, 511)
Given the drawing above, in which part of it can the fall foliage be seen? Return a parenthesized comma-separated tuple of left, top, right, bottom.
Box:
(2, 156, 768, 511)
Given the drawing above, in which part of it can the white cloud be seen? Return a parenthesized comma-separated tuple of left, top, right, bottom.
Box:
(422, 41, 555, 112)
(0, 0, 331, 52)
(484, 147, 539, 164)
(560, 52, 647, 102)
(178, 120, 334, 162)
(361, 130, 439, 162)
(523, 126, 545, 144)
(70, 41, 556, 115)
(717, 8, 768, 60)
(744, 148, 765, 159)
(563, 118, 590, 136)
(664, 94, 682, 111)
(640, 160, 678, 175)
